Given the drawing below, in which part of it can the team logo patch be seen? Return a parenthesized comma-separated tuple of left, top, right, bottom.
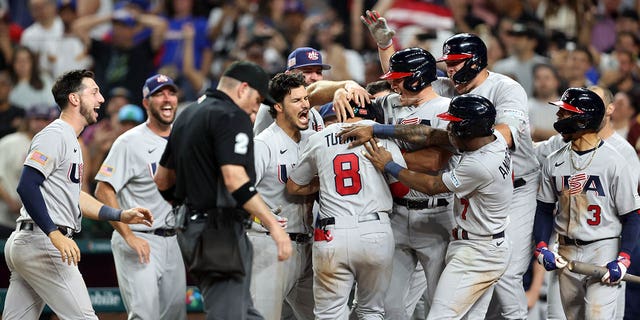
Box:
(29, 150, 49, 166)
(450, 171, 461, 188)
(307, 50, 319, 61)
(156, 74, 169, 83)
(197, 94, 206, 104)
(99, 164, 115, 177)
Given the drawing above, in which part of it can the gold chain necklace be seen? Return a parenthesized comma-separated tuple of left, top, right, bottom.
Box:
(568, 138, 601, 171)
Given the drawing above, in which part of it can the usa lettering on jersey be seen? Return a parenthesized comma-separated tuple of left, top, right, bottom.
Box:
(552, 173, 605, 196)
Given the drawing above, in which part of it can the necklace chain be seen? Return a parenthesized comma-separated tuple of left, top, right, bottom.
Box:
(569, 139, 600, 171)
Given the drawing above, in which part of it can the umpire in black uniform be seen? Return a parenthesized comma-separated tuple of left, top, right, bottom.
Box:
(154, 61, 292, 320)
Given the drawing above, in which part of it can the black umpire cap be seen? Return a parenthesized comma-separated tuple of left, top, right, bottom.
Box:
(223, 61, 277, 106)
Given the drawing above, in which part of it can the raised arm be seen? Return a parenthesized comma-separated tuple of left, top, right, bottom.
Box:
(338, 123, 450, 148)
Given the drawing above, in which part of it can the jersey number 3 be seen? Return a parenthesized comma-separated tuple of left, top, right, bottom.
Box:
(333, 153, 362, 196)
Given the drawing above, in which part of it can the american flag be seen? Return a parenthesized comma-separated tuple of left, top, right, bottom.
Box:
(99, 164, 114, 177)
(568, 173, 587, 195)
(400, 117, 420, 125)
(29, 151, 48, 165)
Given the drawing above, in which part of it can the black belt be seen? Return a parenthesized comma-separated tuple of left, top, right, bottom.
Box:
(134, 228, 177, 237)
(514, 178, 526, 189)
(452, 227, 504, 241)
(267, 232, 311, 243)
(18, 222, 73, 238)
(317, 212, 381, 227)
(559, 235, 618, 246)
(393, 197, 449, 210)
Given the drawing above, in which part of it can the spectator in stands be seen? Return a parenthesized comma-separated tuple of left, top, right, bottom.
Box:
(0, 70, 25, 140)
(159, 0, 211, 101)
(45, 0, 92, 78)
(0, 10, 22, 71)
(493, 20, 549, 96)
(528, 63, 562, 142)
(72, 6, 167, 103)
(611, 91, 636, 139)
(20, 0, 64, 76)
(206, 0, 255, 77)
(563, 45, 596, 88)
(8, 46, 56, 110)
(0, 104, 57, 238)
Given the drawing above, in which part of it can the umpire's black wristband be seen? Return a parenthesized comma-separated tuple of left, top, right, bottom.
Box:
(232, 182, 258, 207)
(159, 185, 176, 203)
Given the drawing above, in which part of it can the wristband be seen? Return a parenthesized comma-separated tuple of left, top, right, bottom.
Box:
(232, 182, 258, 207)
(373, 124, 395, 138)
(384, 161, 403, 179)
(378, 41, 393, 50)
(98, 205, 123, 221)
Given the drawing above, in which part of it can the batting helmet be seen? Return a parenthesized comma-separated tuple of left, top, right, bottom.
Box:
(437, 94, 496, 138)
(380, 47, 437, 92)
(549, 87, 605, 135)
(438, 33, 488, 85)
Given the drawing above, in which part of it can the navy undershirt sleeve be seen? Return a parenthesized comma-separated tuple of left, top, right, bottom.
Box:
(620, 210, 640, 256)
(16, 165, 57, 234)
(533, 200, 556, 246)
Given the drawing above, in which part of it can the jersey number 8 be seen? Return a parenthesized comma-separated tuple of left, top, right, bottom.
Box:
(333, 153, 362, 196)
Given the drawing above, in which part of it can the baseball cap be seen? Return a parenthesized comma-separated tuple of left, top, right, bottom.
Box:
(27, 105, 59, 120)
(222, 61, 277, 106)
(109, 86, 131, 100)
(286, 47, 331, 71)
(319, 103, 336, 121)
(118, 104, 144, 123)
(112, 8, 137, 27)
(142, 74, 178, 99)
(57, 0, 77, 11)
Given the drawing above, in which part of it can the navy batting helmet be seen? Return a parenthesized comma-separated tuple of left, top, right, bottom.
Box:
(438, 33, 488, 85)
(437, 94, 496, 138)
(380, 47, 437, 92)
(550, 87, 605, 135)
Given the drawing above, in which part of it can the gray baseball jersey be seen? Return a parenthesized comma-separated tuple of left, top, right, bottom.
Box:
(4, 119, 98, 319)
(94, 123, 186, 320)
(253, 103, 324, 136)
(428, 130, 513, 320)
(442, 131, 513, 235)
(95, 123, 173, 230)
(291, 120, 405, 218)
(17, 119, 83, 230)
(254, 123, 314, 233)
(289, 120, 404, 319)
(538, 141, 640, 240)
(249, 122, 315, 320)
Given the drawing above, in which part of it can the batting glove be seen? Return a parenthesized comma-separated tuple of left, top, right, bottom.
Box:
(602, 253, 631, 284)
(535, 241, 568, 271)
(360, 10, 395, 49)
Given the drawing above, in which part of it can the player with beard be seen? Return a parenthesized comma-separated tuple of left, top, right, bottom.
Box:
(94, 74, 186, 319)
(2, 69, 153, 319)
(249, 72, 316, 319)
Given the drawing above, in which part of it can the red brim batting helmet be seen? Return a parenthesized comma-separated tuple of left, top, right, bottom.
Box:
(380, 71, 413, 80)
(548, 100, 585, 114)
(436, 53, 473, 62)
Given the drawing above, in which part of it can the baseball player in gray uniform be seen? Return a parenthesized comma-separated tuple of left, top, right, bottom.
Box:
(375, 47, 455, 319)
(287, 107, 406, 320)
(3, 69, 153, 319)
(363, 94, 513, 319)
(533, 87, 640, 320)
(533, 86, 640, 320)
(94, 74, 186, 320)
(249, 72, 315, 319)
